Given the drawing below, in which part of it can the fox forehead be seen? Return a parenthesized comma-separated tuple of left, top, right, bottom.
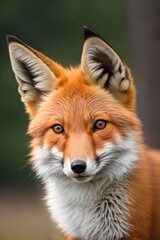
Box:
(28, 81, 109, 135)
(29, 71, 99, 116)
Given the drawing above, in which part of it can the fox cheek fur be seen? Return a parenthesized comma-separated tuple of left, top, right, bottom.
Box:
(7, 27, 160, 240)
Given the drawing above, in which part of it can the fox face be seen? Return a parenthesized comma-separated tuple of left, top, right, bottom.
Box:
(29, 84, 139, 185)
(7, 27, 141, 185)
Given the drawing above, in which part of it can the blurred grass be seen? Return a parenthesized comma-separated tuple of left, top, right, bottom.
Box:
(0, 188, 65, 240)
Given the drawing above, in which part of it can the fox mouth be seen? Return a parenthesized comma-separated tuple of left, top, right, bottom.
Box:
(72, 175, 93, 183)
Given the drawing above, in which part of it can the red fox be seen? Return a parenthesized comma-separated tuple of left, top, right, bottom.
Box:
(7, 27, 160, 240)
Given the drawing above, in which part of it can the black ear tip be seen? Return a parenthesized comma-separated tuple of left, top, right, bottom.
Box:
(6, 34, 25, 45)
(83, 26, 99, 41)
(7, 34, 17, 43)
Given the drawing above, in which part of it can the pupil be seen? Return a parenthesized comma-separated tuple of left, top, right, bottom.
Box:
(97, 121, 103, 127)
(56, 126, 61, 131)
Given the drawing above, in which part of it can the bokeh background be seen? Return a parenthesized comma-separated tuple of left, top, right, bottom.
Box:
(0, 1, 160, 240)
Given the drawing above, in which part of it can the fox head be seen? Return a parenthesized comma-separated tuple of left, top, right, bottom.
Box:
(8, 27, 141, 184)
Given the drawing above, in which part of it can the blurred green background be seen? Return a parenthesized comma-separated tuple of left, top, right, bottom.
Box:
(0, 0, 160, 240)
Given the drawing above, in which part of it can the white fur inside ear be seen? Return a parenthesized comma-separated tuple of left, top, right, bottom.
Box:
(9, 43, 55, 92)
(81, 37, 126, 88)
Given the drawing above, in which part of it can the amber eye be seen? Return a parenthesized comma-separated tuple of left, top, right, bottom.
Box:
(93, 119, 107, 131)
(52, 124, 64, 134)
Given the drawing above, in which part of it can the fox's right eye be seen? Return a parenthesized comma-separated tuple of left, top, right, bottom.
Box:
(52, 124, 64, 134)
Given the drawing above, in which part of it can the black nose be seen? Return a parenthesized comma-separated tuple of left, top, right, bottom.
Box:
(71, 160, 87, 174)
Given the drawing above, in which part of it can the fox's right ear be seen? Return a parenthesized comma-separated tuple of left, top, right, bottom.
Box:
(7, 35, 61, 118)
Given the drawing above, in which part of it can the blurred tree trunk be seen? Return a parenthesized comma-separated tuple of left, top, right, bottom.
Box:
(127, 0, 160, 148)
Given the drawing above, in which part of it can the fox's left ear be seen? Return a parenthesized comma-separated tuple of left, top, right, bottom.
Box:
(81, 27, 136, 110)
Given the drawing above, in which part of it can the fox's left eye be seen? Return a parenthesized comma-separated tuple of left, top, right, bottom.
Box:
(93, 119, 107, 131)
(52, 124, 64, 134)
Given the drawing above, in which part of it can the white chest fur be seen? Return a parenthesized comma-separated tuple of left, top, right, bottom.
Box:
(45, 177, 131, 240)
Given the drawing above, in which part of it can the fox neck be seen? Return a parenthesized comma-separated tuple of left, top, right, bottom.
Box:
(45, 172, 133, 240)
